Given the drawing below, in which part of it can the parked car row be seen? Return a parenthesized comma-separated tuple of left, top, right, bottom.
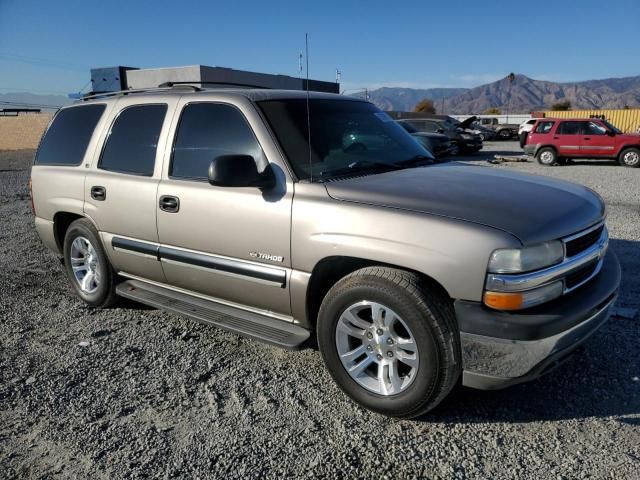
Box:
(397, 117, 483, 158)
(524, 117, 640, 167)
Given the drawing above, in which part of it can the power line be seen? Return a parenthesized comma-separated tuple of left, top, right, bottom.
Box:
(0, 87, 71, 94)
(0, 52, 89, 72)
(0, 100, 64, 110)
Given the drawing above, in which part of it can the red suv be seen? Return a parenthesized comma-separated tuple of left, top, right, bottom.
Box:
(524, 118, 640, 167)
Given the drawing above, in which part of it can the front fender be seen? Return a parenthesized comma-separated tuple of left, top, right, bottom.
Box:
(291, 183, 520, 302)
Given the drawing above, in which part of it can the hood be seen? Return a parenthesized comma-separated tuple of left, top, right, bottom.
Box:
(457, 116, 477, 130)
(617, 132, 640, 140)
(324, 163, 604, 244)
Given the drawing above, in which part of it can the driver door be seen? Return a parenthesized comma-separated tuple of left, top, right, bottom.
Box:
(156, 99, 293, 316)
(580, 121, 615, 157)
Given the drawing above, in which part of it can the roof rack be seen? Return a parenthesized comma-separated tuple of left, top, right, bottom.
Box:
(80, 84, 202, 101)
(158, 80, 268, 89)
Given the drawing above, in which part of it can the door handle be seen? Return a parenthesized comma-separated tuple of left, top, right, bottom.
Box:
(91, 186, 106, 201)
(553, 136, 559, 139)
(159, 195, 180, 213)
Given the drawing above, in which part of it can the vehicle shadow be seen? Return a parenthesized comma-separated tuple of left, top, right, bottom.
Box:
(420, 238, 639, 424)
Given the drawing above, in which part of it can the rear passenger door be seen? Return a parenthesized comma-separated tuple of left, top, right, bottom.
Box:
(554, 121, 585, 157)
(155, 99, 293, 316)
(84, 97, 178, 282)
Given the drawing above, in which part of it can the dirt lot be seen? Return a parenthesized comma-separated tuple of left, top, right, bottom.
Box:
(1, 145, 639, 479)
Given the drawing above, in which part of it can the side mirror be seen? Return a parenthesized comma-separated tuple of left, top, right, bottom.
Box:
(208, 155, 275, 189)
(607, 130, 616, 136)
(437, 128, 445, 134)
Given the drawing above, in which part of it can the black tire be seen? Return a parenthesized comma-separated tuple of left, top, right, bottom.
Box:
(63, 218, 118, 308)
(317, 267, 461, 418)
(536, 147, 559, 166)
(618, 147, 640, 168)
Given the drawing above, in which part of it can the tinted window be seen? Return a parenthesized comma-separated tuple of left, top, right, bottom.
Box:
(587, 121, 606, 135)
(398, 121, 418, 134)
(171, 103, 264, 180)
(99, 104, 167, 176)
(35, 104, 105, 166)
(557, 121, 585, 135)
(534, 121, 554, 133)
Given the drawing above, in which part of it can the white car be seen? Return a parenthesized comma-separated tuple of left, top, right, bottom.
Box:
(518, 119, 537, 135)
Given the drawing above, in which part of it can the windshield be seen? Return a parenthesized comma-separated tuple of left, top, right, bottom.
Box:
(601, 119, 622, 134)
(258, 99, 432, 180)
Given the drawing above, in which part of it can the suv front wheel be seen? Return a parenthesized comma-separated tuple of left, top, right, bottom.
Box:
(63, 218, 118, 308)
(317, 267, 460, 418)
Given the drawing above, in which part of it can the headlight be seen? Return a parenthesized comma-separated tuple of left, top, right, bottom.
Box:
(484, 281, 563, 310)
(460, 133, 473, 139)
(488, 240, 564, 273)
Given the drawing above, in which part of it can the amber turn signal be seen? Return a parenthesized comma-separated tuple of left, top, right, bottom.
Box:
(483, 291, 524, 310)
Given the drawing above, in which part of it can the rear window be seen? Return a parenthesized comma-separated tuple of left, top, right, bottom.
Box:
(534, 121, 554, 133)
(35, 104, 105, 166)
(99, 104, 167, 176)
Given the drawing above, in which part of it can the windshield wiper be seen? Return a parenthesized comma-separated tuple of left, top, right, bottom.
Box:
(395, 154, 435, 167)
(319, 160, 403, 179)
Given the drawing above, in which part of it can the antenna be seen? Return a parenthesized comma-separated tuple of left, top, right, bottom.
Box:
(305, 33, 312, 182)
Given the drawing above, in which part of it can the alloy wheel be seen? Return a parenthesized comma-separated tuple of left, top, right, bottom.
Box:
(335, 301, 419, 396)
(69, 236, 101, 294)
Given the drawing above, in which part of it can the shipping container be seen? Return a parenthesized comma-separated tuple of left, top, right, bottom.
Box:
(537, 109, 640, 133)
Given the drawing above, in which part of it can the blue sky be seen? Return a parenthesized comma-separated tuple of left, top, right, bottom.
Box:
(1, 0, 639, 96)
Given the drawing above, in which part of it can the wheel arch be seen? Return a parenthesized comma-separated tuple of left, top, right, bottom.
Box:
(53, 212, 100, 252)
(536, 144, 558, 156)
(304, 255, 452, 330)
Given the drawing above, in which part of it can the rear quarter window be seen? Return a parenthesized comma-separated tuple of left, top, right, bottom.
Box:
(35, 104, 106, 166)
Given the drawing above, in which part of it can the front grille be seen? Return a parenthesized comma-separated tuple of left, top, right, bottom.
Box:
(565, 261, 598, 289)
(565, 225, 604, 257)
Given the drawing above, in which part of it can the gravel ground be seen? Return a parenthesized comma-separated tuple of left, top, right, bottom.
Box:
(1, 146, 639, 479)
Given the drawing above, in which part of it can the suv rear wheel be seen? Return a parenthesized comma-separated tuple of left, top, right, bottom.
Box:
(618, 147, 640, 168)
(537, 147, 559, 166)
(317, 267, 460, 418)
(63, 218, 118, 307)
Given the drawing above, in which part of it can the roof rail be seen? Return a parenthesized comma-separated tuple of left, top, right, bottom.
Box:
(80, 84, 201, 102)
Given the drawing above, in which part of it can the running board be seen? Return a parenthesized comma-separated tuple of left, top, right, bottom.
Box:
(116, 280, 310, 349)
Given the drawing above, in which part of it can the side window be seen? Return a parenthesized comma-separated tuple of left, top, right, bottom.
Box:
(534, 121, 554, 133)
(423, 122, 438, 132)
(99, 104, 167, 176)
(171, 103, 264, 180)
(556, 121, 584, 135)
(35, 104, 105, 166)
(587, 122, 606, 135)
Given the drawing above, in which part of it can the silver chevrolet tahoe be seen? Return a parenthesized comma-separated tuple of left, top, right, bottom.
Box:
(30, 86, 621, 418)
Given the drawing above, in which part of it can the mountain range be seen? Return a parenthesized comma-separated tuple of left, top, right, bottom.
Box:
(354, 74, 640, 114)
(3, 73, 640, 115)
